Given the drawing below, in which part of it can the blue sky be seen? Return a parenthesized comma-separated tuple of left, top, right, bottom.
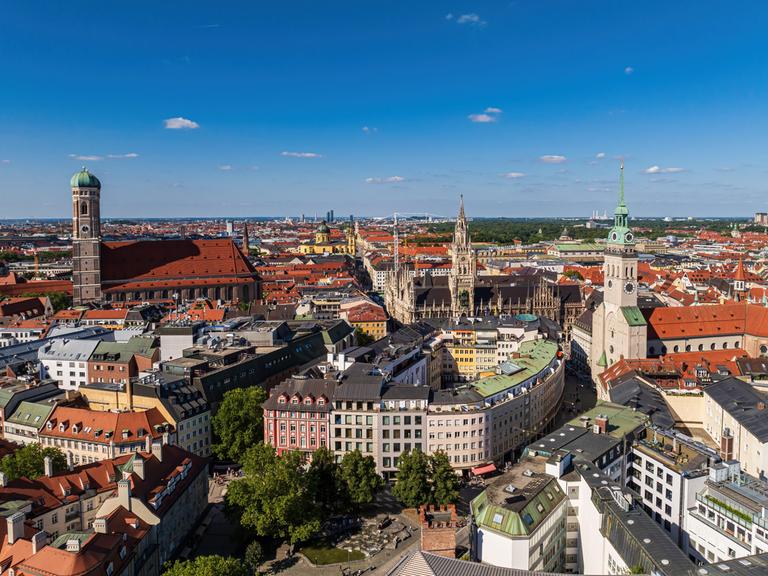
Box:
(1, 1, 767, 218)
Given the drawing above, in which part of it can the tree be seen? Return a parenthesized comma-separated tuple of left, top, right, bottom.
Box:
(354, 327, 375, 346)
(306, 447, 345, 512)
(226, 443, 321, 545)
(163, 555, 246, 576)
(430, 451, 460, 505)
(19, 292, 70, 312)
(392, 449, 431, 508)
(212, 386, 267, 462)
(339, 450, 384, 509)
(243, 541, 264, 575)
(0, 444, 67, 481)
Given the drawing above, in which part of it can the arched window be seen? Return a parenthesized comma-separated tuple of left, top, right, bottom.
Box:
(673, 345, 679, 353)
(698, 344, 704, 351)
(710, 343, 716, 350)
(80, 202, 88, 215)
(723, 342, 728, 349)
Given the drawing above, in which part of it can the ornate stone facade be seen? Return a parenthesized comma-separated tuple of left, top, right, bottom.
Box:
(385, 198, 583, 333)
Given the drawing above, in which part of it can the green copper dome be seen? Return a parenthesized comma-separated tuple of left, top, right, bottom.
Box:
(70, 168, 101, 189)
(317, 220, 330, 233)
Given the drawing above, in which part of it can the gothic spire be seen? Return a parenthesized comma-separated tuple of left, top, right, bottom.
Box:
(618, 161, 625, 208)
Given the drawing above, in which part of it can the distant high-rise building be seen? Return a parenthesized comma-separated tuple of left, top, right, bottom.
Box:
(755, 212, 768, 226)
(226, 221, 234, 236)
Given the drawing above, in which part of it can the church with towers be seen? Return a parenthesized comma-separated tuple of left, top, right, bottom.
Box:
(589, 164, 648, 377)
(70, 168, 259, 307)
(384, 197, 583, 327)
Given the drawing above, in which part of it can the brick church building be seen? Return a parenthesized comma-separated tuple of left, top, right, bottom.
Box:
(70, 168, 258, 306)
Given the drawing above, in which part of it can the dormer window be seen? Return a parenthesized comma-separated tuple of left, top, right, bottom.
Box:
(317, 398, 325, 406)
(304, 398, 312, 405)
(278, 397, 286, 404)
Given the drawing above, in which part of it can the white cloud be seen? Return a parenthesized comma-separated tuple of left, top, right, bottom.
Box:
(164, 116, 200, 129)
(624, 66, 634, 75)
(362, 126, 378, 134)
(539, 155, 567, 164)
(643, 165, 685, 174)
(484, 107, 503, 114)
(445, 13, 454, 20)
(281, 151, 323, 158)
(595, 152, 606, 159)
(502, 172, 526, 179)
(365, 176, 406, 184)
(69, 154, 103, 161)
(468, 113, 496, 123)
(107, 153, 139, 159)
(218, 164, 233, 171)
(457, 13, 486, 26)
(0, 159, 10, 164)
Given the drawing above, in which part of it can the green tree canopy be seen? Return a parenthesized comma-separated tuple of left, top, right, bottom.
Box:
(354, 327, 376, 346)
(243, 541, 264, 575)
(226, 443, 320, 545)
(0, 444, 67, 481)
(306, 447, 345, 512)
(339, 449, 384, 509)
(212, 386, 267, 462)
(392, 449, 431, 508)
(430, 451, 460, 505)
(163, 555, 247, 576)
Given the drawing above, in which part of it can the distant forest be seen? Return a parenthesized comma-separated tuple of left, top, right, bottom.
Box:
(415, 218, 756, 245)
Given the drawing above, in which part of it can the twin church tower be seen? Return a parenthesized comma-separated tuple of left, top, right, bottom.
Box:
(70, 168, 103, 305)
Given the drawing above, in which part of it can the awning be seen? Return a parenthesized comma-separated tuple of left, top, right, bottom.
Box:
(471, 463, 497, 476)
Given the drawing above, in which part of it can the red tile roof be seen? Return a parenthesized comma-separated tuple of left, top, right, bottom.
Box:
(646, 302, 768, 340)
(100, 239, 257, 290)
(41, 406, 172, 446)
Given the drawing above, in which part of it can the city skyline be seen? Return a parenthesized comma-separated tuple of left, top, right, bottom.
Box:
(2, 1, 768, 218)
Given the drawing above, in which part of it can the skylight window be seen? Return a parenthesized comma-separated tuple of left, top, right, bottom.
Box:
(492, 513, 503, 524)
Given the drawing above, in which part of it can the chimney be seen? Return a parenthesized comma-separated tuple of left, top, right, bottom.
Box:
(65, 539, 80, 553)
(162, 431, 170, 446)
(7, 512, 24, 544)
(151, 440, 163, 463)
(32, 531, 47, 554)
(0, 471, 7, 487)
(144, 435, 152, 453)
(133, 456, 145, 480)
(758, 401, 766, 411)
(721, 428, 734, 461)
(117, 479, 132, 512)
(125, 378, 133, 411)
(93, 518, 108, 534)
(43, 456, 53, 477)
(66, 451, 73, 472)
(594, 415, 609, 435)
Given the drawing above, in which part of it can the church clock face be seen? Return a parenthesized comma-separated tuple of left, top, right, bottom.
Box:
(81, 225, 89, 234)
(625, 232, 634, 243)
(624, 281, 635, 294)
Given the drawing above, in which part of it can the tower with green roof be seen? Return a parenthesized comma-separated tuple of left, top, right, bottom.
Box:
(590, 163, 647, 389)
(604, 163, 638, 310)
(71, 167, 103, 305)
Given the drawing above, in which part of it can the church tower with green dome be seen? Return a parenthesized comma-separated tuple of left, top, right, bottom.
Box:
(603, 163, 638, 310)
(71, 168, 103, 305)
(590, 163, 647, 393)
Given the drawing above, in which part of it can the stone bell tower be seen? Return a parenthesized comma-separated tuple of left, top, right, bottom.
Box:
(71, 168, 102, 305)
